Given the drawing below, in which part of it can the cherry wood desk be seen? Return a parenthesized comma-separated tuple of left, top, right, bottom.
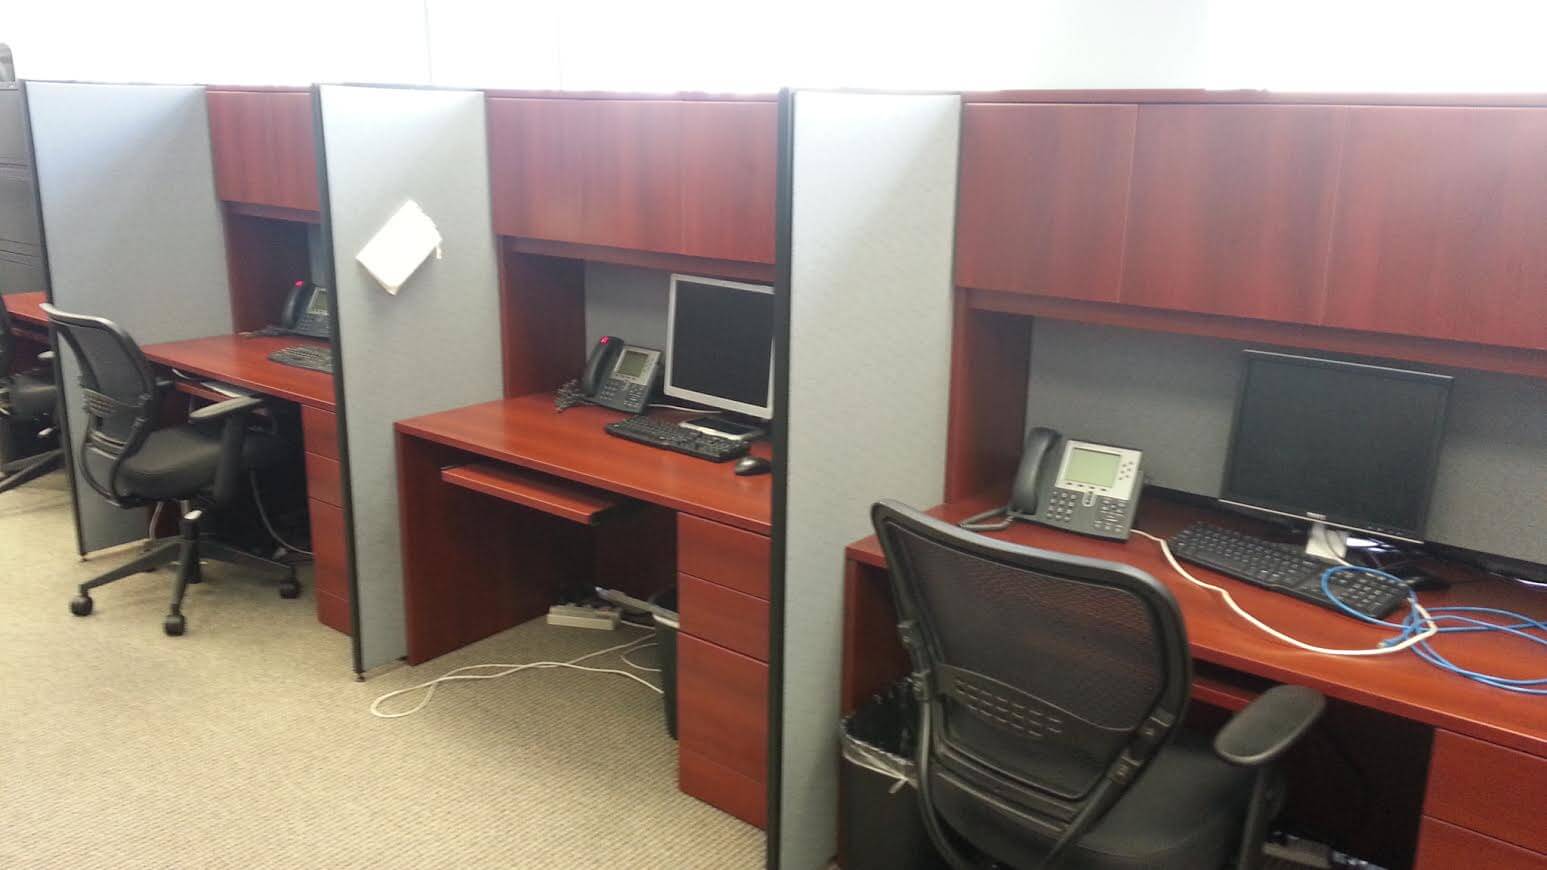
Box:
(395, 392, 775, 826)
(843, 494, 1547, 867)
(140, 334, 334, 412)
(6, 291, 49, 330)
(139, 333, 349, 634)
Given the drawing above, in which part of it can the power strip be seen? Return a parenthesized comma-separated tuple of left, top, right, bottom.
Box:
(546, 603, 621, 630)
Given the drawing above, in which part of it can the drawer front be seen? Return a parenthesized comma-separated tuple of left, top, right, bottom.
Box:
(309, 499, 348, 599)
(678, 634, 767, 784)
(1417, 817, 1547, 869)
(304, 452, 343, 507)
(678, 514, 770, 600)
(1426, 730, 1547, 854)
(678, 573, 769, 662)
(680, 746, 767, 829)
(316, 590, 351, 635)
(301, 406, 339, 460)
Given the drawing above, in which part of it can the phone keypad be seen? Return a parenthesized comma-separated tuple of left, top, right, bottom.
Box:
(1043, 489, 1132, 538)
(597, 380, 647, 412)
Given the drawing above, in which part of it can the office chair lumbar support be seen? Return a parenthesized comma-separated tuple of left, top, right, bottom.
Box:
(45, 304, 301, 636)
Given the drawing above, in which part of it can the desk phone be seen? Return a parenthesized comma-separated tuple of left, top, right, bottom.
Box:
(965, 427, 1144, 540)
(581, 335, 662, 414)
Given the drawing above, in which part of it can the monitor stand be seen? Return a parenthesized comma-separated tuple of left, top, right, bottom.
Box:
(1304, 521, 1349, 562)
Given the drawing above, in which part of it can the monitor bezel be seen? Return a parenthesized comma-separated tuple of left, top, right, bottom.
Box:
(664, 273, 776, 420)
(1220, 349, 1453, 543)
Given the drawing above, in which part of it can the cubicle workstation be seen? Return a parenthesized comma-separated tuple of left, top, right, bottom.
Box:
(841, 91, 1547, 869)
(392, 89, 781, 829)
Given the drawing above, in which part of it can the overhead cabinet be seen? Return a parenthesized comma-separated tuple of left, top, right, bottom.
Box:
(207, 89, 320, 213)
(956, 99, 1547, 352)
(487, 97, 777, 264)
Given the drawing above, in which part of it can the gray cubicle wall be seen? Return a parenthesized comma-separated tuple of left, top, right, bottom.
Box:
(319, 85, 504, 672)
(27, 82, 233, 554)
(0, 84, 46, 295)
(778, 91, 960, 869)
(1024, 319, 1547, 565)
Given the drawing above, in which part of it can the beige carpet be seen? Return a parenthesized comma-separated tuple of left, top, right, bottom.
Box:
(0, 472, 763, 869)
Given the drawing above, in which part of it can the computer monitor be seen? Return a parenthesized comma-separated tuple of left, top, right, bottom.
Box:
(1222, 350, 1452, 551)
(665, 274, 775, 420)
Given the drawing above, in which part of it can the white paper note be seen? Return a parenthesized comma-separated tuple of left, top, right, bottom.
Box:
(355, 200, 443, 295)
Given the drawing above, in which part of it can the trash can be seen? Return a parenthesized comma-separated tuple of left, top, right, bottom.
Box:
(840, 681, 948, 870)
(650, 588, 678, 739)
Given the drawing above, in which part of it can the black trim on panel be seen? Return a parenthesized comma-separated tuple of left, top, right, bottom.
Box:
(765, 86, 795, 870)
(309, 85, 366, 678)
(17, 80, 85, 556)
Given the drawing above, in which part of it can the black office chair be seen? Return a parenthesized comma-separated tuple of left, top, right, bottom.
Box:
(870, 501, 1325, 870)
(0, 294, 63, 493)
(43, 304, 300, 636)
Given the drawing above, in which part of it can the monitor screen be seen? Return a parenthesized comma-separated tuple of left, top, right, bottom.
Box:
(665, 275, 775, 419)
(1222, 351, 1452, 540)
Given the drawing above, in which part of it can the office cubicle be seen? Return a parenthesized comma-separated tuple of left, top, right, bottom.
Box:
(26, 82, 235, 554)
(316, 84, 504, 673)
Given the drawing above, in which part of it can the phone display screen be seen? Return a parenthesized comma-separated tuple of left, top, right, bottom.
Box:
(1064, 447, 1121, 487)
(306, 288, 329, 316)
(614, 349, 650, 380)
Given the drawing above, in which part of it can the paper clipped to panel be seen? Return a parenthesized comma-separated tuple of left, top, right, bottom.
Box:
(355, 200, 443, 295)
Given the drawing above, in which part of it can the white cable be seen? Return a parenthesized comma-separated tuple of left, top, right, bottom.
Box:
(621, 642, 661, 672)
(1132, 529, 1438, 657)
(370, 634, 661, 719)
(250, 472, 313, 556)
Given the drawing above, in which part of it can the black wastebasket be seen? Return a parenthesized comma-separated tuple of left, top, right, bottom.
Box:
(840, 681, 948, 870)
(650, 588, 678, 739)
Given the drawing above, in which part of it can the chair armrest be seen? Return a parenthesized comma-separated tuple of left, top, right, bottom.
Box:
(189, 395, 264, 423)
(1214, 684, 1325, 767)
(36, 350, 54, 362)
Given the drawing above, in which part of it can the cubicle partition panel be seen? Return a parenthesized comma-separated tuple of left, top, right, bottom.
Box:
(318, 85, 504, 672)
(776, 91, 960, 869)
(27, 82, 234, 554)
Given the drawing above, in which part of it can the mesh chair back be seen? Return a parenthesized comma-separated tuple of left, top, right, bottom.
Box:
(41, 304, 159, 504)
(871, 501, 1191, 838)
(0, 294, 14, 375)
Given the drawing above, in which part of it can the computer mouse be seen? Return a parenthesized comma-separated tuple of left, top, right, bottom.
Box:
(734, 456, 772, 476)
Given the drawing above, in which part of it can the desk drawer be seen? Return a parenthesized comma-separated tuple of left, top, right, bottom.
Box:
(309, 498, 350, 634)
(1416, 817, 1546, 869)
(678, 573, 769, 662)
(304, 452, 343, 507)
(678, 634, 767, 785)
(678, 514, 769, 599)
(302, 406, 339, 460)
(680, 747, 766, 829)
(1426, 730, 1547, 854)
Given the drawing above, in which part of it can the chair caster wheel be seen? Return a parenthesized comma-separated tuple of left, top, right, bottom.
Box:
(279, 579, 301, 599)
(163, 614, 186, 636)
(70, 595, 93, 617)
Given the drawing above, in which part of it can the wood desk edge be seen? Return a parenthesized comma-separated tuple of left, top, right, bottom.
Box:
(141, 334, 335, 412)
(6, 291, 50, 329)
(843, 496, 1547, 758)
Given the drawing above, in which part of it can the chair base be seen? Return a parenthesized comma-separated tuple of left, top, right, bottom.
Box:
(70, 511, 301, 636)
(0, 448, 63, 494)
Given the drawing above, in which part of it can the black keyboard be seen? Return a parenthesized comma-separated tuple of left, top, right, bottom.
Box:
(268, 345, 333, 374)
(1168, 523, 1408, 620)
(604, 415, 749, 462)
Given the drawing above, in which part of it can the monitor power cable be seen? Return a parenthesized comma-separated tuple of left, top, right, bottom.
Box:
(369, 625, 661, 719)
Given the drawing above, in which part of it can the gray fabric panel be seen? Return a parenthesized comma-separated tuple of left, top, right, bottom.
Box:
(1025, 319, 1547, 564)
(27, 82, 232, 553)
(781, 91, 960, 869)
(320, 85, 503, 670)
(584, 262, 669, 351)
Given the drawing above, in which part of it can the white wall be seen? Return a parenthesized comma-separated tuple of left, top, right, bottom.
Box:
(9, 1, 1547, 91)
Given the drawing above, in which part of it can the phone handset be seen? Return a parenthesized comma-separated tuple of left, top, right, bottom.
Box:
(582, 336, 625, 396)
(960, 426, 1144, 541)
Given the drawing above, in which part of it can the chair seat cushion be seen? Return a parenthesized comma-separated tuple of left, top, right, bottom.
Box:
(8, 371, 57, 421)
(118, 423, 286, 501)
(933, 729, 1261, 870)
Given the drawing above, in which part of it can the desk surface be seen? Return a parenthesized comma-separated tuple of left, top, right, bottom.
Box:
(141, 334, 335, 411)
(5, 291, 49, 330)
(847, 494, 1547, 758)
(396, 393, 773, 534)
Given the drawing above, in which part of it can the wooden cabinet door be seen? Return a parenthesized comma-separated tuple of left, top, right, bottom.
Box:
(955, 103, 1136, 302)
(678, 101, 777, 263)
(207, 90, 271, 205)
(1121, 105, 1346, 324)
(487, 97, 585, 242)
(207, 90, 318, 212)
(1324, 107, 1547, 350)
(582, 100, 682, 254)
